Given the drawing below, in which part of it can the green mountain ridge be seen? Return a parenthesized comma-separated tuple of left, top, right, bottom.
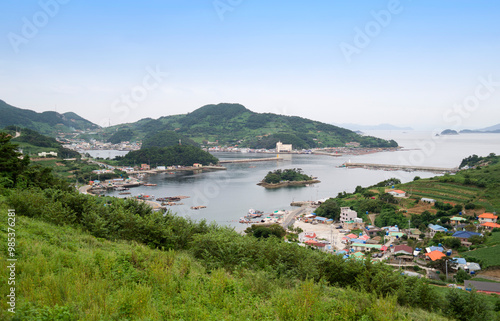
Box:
(105, 103, 398, 149)
(0, 99, 99, 136)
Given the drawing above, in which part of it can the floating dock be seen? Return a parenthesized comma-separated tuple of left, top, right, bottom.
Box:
(343, 162, 458, 173)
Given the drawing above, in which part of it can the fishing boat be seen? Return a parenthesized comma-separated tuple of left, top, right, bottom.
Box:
(190, 205, 207, 210)
(135, 193, 155, 200)
(144, 183, 157, 186)
(119, 192, 131, 195)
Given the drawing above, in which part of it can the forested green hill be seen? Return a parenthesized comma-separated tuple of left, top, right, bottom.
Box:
(0, 99, 98, 135)
(105, 103, 398, 149)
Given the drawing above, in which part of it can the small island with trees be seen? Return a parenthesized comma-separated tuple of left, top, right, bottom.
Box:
(257, 168, 320, 188)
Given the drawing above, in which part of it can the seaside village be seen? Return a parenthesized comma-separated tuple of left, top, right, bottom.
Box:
(249, 188, 500, 289)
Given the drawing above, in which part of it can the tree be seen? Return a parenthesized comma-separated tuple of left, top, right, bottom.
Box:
(0, 132, 30, 187)
(468, 235, 485, 245)
(244, 224, 286, 239)
(315, 199, 341, 220)
(455, 269, 471, 284)
(427, 257, 455, 274)
(445, 289, 494, 321)
(379, 193, 397, 204)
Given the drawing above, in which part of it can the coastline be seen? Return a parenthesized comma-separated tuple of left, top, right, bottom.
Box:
(257, 179, 321, 189)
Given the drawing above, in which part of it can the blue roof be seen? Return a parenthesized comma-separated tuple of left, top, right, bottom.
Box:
(452, 258, 467, 265)
(429, 246, 444, 253)
(315, 217, 327, 221)
(429, 224, 448, 232)
(452, 231, 482, 239)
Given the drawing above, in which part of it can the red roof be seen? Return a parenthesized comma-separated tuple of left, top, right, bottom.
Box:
(346, 233, 358, 239)
(425, 250, 446, 261)
(481, 222, 500, 228)
(305, 240, 326, 247)
(393, 245, 413, 254)
(479, 213, 498, 219)
(305, 233, 317, 238)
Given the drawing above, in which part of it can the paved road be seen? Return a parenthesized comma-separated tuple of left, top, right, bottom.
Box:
(78, 185, 92, 194)
(282, 206, 311, 229)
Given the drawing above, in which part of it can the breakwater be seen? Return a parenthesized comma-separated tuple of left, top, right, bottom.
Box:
(343, 162, 458, 173)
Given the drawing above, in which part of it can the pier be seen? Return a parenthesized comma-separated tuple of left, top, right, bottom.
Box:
(343, 162, 458, 173)
(219, 157, 284, 164)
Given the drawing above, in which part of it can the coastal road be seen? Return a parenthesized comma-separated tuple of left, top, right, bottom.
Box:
(282, 206, 311, 229)
(78, 185, 92, 194)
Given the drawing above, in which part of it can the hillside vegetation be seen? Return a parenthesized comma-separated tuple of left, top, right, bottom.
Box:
(141, 129, 199, 149)
(115, 145, 219, 166)
(2, 132, 495, 320)
(0, 99, 98, 135)
(7, 127, 80, 159)
(104, 103, 398, 148)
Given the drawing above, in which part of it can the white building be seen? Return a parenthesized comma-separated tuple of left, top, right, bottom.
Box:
(340, 207, 358, 222)
(276, 141, 292, 152)
(388, 190, 406, 198)
(38, 151, 58, 157)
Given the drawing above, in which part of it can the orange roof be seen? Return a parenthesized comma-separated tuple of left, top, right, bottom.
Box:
(479, 213, 498, 219)
(481, 222, 500, 228)
(393, 190, 405, 194)
(425, 250, 446, 261)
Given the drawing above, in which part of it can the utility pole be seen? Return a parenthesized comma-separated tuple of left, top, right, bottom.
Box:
(445, 259, 448, 281)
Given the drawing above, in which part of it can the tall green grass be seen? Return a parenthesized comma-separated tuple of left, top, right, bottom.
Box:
(0, 207, 452, 321)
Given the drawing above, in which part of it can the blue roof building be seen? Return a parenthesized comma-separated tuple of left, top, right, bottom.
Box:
(452, 231, 482, 239)
(428, 224, 448, 237)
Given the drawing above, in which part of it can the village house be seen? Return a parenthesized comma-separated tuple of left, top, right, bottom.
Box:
(392, 245, 413, 256)
(450, 216, 467, 226)
(140, 164, 150, 170)
(478, 213, 498, 223)
(343, 218, 365, 230)
(425, 250, 446, 261)
(340, 207, 358, 223)
(364, 225, 382, 237)
(481, 222, 500, 230)
(452, 231, 482, 246)
(428, 224, 448, 237)
(408, 228, 422, 240)
(388, 190, 406, 198)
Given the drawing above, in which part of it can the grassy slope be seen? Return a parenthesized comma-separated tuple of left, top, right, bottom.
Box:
(397, 161, 500, 213)
(462, 231, 500, 268)
(0, 204, 449, 321)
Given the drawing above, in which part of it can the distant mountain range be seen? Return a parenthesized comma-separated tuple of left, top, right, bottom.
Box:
(0, 99, 99, 136)
(0, 100, 399, 148)
(105, 103, 398, 149)
(334, 123, 413, 131)
(440, 123, 500, 135)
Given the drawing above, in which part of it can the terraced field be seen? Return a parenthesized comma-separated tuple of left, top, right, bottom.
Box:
(403, 179, 493, 212)
(463, 232, 500, 268)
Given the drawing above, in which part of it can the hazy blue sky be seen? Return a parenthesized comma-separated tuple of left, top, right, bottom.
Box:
(1, 0, 499, 130)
